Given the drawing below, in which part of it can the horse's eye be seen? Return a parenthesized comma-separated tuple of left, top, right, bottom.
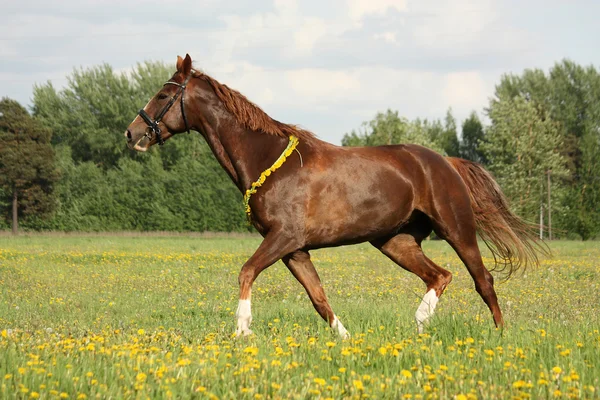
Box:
(157, 93, 168, 100)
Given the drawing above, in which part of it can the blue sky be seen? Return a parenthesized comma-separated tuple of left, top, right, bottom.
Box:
(1, 0, 599, 144)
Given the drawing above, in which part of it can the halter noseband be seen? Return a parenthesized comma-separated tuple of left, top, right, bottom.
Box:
(138, 74, 192, 146)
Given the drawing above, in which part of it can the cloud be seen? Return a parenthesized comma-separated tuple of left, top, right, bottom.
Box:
(0, 0, 598, 145)
(442, 71, 489, 113)
(347, 0, 407, 21)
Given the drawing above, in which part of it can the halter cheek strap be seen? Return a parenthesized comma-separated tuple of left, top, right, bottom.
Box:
(138, 73, 192, 146)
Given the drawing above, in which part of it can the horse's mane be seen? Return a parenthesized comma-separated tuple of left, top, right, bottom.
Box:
(192, 69, 317, 142)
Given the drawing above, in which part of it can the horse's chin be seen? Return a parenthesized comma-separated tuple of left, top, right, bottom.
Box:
(132, 143, 149, 152)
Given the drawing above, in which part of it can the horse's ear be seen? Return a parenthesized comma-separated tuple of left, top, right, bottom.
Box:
(181, 53, 192, 76)
(176, 55, 184, 72)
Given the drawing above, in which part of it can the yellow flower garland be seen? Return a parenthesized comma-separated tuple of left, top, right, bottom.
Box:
(243, 135, 299, 222)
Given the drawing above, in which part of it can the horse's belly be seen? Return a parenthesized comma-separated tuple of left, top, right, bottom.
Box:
(304, 169, 414, 246)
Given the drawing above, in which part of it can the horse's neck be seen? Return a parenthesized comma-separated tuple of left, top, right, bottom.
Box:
(205, 122, 289, 192)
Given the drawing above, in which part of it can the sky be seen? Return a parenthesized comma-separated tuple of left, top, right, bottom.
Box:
(1, 0, 599, 145)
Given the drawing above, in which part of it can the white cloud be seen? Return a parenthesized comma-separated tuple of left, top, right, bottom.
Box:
(1, 0, 598, 145)
(292, 17, 328, 56)
(442, 71, 489, 113)
(373, 31, 397, 44)
(286, 69, 361, 102)
(347, 0, 407, 21)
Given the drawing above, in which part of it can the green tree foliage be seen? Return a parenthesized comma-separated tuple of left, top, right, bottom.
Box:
(0, 98, 59, 233)
(30, 62, 248, 232)
(341, 109, 446, 153)
(459, 111, 486, 163)
(32, 61, 172, 168)
(437, 109, 460, 157)
(493, 60, 600, 239)
(480, 96, 567, 225)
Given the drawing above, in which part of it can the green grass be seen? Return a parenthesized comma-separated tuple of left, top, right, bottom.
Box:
(0, 236, 599, 399)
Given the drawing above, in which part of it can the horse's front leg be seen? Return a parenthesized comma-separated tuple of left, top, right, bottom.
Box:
(235, 231, 299, 336)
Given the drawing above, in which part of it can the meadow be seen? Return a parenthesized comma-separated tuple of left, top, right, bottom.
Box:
(0, 235, 598, 399)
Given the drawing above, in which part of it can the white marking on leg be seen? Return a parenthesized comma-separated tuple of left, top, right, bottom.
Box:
(415, 289, 439, 333)
(235, 299, 253, 336)
(331, 315, 350, 339)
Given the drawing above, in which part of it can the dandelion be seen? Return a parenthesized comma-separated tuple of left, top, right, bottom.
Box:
(552, 366, 562, 375)
(513, 380, 526, 388)
(353, 380, 364, 391)
(243, 347, 259, 356)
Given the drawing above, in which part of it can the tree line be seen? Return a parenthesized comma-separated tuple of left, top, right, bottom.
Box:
(1, 60, 599, 239)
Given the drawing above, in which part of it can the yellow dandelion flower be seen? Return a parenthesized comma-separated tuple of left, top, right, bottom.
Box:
(552, 366, 562, 375)
(513, 380, 526, 388)
(243, 347, 259, 356)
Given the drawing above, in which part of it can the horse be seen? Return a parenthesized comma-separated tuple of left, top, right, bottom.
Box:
(125, 54, 544, 338)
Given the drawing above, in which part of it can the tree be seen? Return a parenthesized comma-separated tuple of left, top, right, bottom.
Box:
(438, 108, 460, 157)
(341, 109, 443, 153)
(0, 98, 58, 234)
(32, 61, 172, 168)
(492, 60, 600, 238)
(459, 111, 486, 164)
(480, 96, 567, 225)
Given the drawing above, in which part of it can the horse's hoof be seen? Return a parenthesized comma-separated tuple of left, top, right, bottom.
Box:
(235, 329, 254, 337)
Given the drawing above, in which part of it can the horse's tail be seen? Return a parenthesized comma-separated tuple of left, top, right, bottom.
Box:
(446, 157, 548, 277)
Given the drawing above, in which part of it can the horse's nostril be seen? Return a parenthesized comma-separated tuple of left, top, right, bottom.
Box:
(126, 130, 132, 140)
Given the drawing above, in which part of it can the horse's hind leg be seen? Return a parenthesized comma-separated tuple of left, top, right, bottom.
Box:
(371, 221, 452, 333)
(430, 204, 504, 328)
(442, 232, 504, 328)
(282, 250, 350, 339)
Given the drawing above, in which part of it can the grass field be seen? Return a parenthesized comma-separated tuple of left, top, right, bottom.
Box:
(0, 236, 599, 399)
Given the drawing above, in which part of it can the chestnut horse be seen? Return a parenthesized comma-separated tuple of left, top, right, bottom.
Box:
(125, 54, 543, 338)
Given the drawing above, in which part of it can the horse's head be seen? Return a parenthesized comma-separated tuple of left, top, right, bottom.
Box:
(125, 54, 194, 151)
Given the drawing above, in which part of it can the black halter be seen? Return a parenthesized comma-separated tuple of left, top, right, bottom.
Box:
(138, 74, 192, 145)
